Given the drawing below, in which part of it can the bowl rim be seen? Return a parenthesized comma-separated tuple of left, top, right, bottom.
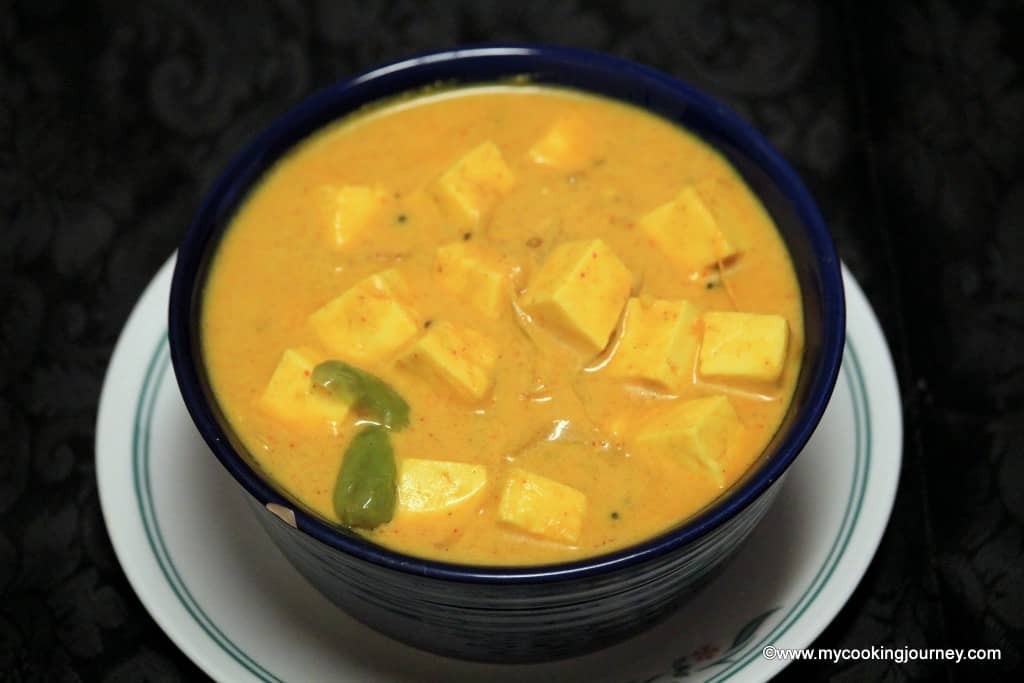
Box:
(168, 44, 845, 584)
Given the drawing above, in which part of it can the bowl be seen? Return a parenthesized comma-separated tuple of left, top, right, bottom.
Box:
(168, 45, 845, 663)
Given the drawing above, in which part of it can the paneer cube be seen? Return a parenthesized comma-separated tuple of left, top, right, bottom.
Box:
(605, 297, 700, 390)
(639, 186, 740, 275)
(397, 458, 488, 514)
(498, 468, 587, 544)
(317, 184, 392, 249)
(259, 348, 350, 425)
(699, 311, 790, 383)
(692, 178, 748, 251)
(436, 141, 516, 224)
(527, 117, 595, 172)
(633, 395, 741, 486)
(398, 320, 498, 401)
(435, 241, 509, 318)
(520, 239, 632, 352)
(309, 269, 421, 363)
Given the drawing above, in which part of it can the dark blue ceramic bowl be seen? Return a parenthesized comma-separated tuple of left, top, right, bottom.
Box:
(168, 45, 845, 663)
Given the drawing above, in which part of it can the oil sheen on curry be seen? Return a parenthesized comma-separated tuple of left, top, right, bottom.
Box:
(201, 85, 804, 566)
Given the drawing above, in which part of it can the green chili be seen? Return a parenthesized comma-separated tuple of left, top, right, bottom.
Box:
(312, 360, 410, 430)
(332, 425, 397, 529)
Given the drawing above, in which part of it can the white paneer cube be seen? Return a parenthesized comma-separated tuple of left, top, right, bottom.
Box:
(435, 241, 510, 318)
(398, 320, 498, 401)
(309, 269, 421, 363)
(633, 395, 742, 486)
(497, 468, 587, 544)
(527, 117, 596, 172)
(605, 297, 700, 391)
(317, 184, 392, 249)
(699, 311, 790, 383)
(436, 141, 516, 224)
(259, 348, 350, 425)
(520, 238, 632, 352)
(639, 186, 740, 275)
(397, 458, 488, 514)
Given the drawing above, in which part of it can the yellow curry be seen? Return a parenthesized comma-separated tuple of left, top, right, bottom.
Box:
(201, 85, 804, 566)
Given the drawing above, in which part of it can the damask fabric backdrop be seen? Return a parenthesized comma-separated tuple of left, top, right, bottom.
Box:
(1, 0, 1022, 680)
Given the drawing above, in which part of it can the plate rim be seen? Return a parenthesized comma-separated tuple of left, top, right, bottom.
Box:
(96, 257, 902, 683)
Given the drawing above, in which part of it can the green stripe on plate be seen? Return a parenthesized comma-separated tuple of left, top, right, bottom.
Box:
(132, 335, 870, 682)
(133, 336, 283, 683)
(708, 343, 871, 680)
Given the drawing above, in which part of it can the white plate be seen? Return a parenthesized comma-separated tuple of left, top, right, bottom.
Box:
(96, 256, 901, 682)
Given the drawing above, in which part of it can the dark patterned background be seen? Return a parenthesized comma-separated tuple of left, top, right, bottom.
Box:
(2, 0, 1022, 680)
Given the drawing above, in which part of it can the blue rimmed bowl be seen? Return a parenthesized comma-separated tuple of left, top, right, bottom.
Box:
(168, 45, 845, 663)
